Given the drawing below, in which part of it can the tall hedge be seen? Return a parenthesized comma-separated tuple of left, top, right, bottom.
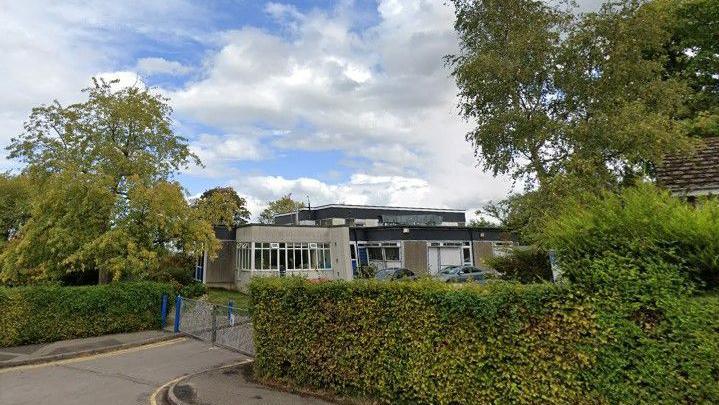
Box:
(251, 277, 719, 404)
(0, 281, 172, 347)
(251, 278, 598, 404)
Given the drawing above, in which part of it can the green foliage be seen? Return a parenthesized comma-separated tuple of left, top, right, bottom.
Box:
(540, 184, 719, 289)
(251, 277, 719, 404)
(0, 173, 32, 247)
(487, 248, 552, 283)
(356, 264, 377, 279)
(0, 282, 173, 347)
(194, 186, 250, 228)
(251, 278, 598, 404)
(259, 194, 306, 224)
(0, 79, 218, 284)
(448, 0, 692, 187)
(178, 282, 207, 299)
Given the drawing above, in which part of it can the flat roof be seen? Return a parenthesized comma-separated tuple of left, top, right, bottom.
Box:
(274, 204, 466, 217)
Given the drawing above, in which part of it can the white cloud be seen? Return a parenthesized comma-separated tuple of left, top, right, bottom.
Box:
(0, 0, 515, 218)
(170, 0, 512, 213)
(136, 57, 192, 76)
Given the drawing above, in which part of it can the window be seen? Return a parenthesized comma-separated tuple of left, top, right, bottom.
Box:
(463, 245, 472, 265)
(236, 243, 252, 270)
(249, 241, 332, 271)
(384, 247, 400, 261)
(367, 247, 383, 261)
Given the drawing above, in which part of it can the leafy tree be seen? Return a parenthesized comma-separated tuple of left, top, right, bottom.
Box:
(662, 0, 719, 137)
(448, 0, 692, 188)
(194, 187, 251, 228)
(0, 173, 33, 247)
(258, 194, 305, 224)
(0, 79, 217, 285)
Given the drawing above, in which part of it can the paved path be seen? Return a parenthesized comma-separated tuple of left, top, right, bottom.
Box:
(0, 338, 248, 405)
(171, 362, 332, 405)
(0, 330, 171, 366)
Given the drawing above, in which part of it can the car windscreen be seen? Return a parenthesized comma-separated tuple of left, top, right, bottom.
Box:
(439, 266, 460, 274)
(375, 269, 395, 279)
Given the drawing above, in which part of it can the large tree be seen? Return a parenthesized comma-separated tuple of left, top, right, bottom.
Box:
(448, 0, 698, 188)
(258, 194, 306, 224)
(450, 0, 718, 238)
(194, 187, 251, 228)
(0, 173, 32, 247)
(0, 79, 217, 285)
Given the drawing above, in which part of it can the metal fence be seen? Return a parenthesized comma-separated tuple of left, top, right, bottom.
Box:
(173, 296, 254, 356)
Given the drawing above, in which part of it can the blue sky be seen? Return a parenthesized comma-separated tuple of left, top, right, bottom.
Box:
(0, 0, 601, 219)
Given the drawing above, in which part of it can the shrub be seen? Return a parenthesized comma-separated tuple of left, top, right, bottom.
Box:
(179, 281, 207, 298)
(251, 277, 598, 404)
(250, 277, 719, 404)
(0, 281, 173, 347)
(540, 184, 719, 289)
(486, 247, 553, 283)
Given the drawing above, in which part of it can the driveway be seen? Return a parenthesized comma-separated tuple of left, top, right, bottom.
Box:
(0, 337, 248, 405)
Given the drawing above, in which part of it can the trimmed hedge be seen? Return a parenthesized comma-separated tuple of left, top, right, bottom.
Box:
(251, 278, 598, 404)
(251, 277, 719, 404)
(0, 281, 173, 347)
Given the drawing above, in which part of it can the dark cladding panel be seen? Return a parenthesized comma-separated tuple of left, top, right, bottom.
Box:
(307, 206, 466, 223)
(214, 226, 236, 240)
(351, 226, 515, 242)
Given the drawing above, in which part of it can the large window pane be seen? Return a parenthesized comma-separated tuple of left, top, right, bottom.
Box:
(279, 248, 286, 269)
(293, 249, 301, 270)
(384, 247, 400, 261)
(301, 248, 309, 269)
(270, 249, 278, 270)
(368, 247, 383, 260)
(254, 247, 262, 270)
(323, 249, 332, 269)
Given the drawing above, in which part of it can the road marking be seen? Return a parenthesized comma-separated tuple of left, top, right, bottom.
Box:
(149, 359, 253, 405)
(0, 337, 186, 374)
(149, 375, 186, 405)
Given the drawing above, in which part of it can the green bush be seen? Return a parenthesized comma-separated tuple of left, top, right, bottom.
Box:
(179, 281, 207, 298)
(251, 277, 598, 404)
(251, 277, 719, 404)
(0, 281, 173, 347)
(540, 184, 719, 289)
(486, 247, 553, 283)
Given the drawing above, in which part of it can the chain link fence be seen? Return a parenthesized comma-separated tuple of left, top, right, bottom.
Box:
(175, 296, 254, 356)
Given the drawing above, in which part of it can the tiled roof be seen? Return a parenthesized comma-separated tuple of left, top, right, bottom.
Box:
(656, 137, 719, 195)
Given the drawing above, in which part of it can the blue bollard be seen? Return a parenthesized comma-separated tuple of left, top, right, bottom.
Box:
(161, 294, 168, 329)
(228, 301, 234, 322)
(174, 295, 182, 333)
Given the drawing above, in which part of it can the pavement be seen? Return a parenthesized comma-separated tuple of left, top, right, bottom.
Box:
(0, 330, 174, 367)
(0, 337, 249, 405)
(168, 362, 332, 405)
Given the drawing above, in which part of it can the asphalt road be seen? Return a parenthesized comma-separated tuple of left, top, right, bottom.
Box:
(0, 338, 249, 405)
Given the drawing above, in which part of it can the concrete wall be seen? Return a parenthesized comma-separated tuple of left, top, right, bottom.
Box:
(403, 241, 428, 275)
(473, 241, 494, 267)
(233, 225, 353, 290)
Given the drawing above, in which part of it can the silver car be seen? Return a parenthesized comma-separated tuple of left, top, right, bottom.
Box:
(435, 265, 494, 283)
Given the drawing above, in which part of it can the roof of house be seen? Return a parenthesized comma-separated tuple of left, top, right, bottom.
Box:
(656, 137, 719, 196)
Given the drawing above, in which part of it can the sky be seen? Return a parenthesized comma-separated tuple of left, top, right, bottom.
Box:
(0, 0, 603, 221)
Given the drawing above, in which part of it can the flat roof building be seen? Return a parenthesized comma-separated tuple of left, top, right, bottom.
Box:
(199, 204, 514, 290)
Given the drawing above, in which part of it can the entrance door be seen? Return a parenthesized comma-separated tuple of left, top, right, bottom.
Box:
(439, 247, 463, 269)
(428, 247, 440, 275)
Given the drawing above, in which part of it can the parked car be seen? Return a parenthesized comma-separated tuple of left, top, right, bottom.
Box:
(434, 265, 495, 283)
(375, 267, 416, 281)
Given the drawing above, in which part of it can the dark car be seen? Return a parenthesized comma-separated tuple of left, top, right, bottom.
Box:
(375, 267, 416, 281)
(434, 265, 495, 283)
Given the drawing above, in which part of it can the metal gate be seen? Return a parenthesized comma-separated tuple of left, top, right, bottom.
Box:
(174, 296, 254, 356)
